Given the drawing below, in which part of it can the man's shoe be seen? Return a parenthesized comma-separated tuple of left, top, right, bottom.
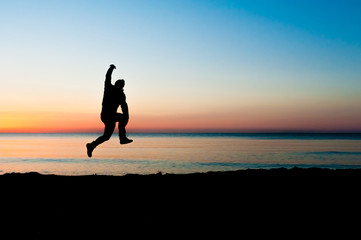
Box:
(86, 143, 94, 158)
(120, 138, 133, 144)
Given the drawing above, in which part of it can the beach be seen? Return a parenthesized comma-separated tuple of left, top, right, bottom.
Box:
(1, 167, 360, 238)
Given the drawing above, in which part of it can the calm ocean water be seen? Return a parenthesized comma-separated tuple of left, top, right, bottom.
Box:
(0, 133, 361, 175)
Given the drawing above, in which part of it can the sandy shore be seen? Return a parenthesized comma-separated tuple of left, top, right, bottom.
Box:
(1, 167, 360, 238)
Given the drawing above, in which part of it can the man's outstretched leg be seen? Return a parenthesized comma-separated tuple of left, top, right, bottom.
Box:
(86, 122, 115, 157)
(117, 113, 133, 144)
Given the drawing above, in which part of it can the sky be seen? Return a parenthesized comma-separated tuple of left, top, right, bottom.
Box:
(1, 0, 361, 133)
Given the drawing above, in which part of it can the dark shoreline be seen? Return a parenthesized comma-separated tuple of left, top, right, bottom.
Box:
(2, 167, 360, 237)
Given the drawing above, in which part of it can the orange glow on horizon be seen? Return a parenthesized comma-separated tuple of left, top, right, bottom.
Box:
(0, 112, 102, 133)
(1, 111, 361, 133)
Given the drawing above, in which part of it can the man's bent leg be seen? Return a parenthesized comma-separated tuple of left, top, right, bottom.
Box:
(87, 122, 115, 157)
(117, 113, 132, 144)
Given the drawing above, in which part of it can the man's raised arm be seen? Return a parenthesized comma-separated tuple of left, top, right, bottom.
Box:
(105, 64, 116, 86)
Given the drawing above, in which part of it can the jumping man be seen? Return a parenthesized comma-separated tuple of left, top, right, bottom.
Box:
(86, 64, 133, 158)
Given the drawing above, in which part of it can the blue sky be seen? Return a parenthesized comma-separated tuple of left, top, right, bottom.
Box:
(1, 0, 361, 132)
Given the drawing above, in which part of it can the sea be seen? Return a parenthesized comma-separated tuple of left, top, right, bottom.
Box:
(0, 133, 361, 176)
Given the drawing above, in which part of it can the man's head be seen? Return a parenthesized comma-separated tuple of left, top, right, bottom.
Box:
(115, 79, 125, 89)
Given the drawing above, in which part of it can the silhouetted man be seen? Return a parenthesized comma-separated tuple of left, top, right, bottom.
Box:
(86, 64, 133, 158)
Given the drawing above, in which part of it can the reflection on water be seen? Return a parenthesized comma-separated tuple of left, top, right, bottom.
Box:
(0, 133, 361, 175)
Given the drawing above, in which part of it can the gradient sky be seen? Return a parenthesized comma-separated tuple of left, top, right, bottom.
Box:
(1, 0, 361, 132)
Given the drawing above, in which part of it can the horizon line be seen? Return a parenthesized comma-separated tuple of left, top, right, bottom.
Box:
(1, 130, 361, 134)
